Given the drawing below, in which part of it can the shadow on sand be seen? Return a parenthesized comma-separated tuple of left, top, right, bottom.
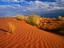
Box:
(39, 28, 64, 36)
(0, 28, 8, 32)
(45, 29, 64, 36)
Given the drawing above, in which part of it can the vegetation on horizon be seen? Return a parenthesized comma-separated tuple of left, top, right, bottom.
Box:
(26, 14, 40, 26)
(15, 14, 64, 34)
(16, 14, 24, 20)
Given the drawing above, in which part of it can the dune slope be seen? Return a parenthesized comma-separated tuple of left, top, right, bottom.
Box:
(0, 17, 64, 48)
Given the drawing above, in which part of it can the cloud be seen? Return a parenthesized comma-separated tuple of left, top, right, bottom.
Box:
(56, 0, 64, 2)
(1, 0, 64, 10)
(1, 0, 25, 2)
(23, 1, 64, 11)
(0, 0, 64, 17)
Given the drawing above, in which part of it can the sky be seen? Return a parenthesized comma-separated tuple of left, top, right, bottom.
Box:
(0, 0, 64, 17)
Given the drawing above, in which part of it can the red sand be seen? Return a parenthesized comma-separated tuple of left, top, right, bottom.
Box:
(0, 17, 64, 48)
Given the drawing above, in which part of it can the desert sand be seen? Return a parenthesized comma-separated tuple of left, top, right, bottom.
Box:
(0, 17, 64, 48)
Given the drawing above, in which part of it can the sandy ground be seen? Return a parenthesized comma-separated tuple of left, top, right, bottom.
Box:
(0, 17, 64, 48)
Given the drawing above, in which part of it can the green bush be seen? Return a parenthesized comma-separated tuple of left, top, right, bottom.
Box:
(26, 14, 40, 26)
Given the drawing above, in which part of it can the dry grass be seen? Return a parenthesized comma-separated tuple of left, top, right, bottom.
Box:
(8, 22, 15, 33)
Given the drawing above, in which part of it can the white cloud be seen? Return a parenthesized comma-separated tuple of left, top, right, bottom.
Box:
(0, 0, 64, 10)
(0, 0, 64, 16)
(56, 0, 64, 2)
(1, 0, 25, 2)
(25, 1, 64, 11)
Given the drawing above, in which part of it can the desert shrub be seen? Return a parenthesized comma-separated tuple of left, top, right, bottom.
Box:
(26, 14, 40, 26)
(8, 22, 15, 33)
(16, 15, 24, 20)
(56, 16, 63, 21)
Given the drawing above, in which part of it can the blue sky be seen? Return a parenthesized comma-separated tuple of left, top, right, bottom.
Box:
(0, 0, 56, 5)
(0, 0, 64, 17)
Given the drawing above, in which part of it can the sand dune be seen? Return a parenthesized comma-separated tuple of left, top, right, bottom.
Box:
(0, 17, 64, 48)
